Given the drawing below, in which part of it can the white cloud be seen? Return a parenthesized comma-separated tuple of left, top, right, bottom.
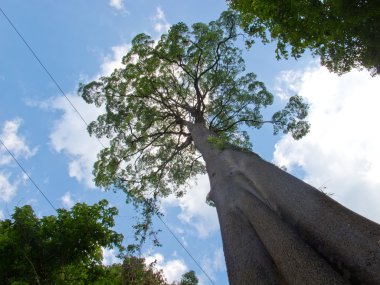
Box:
(61, 192, 74, 208)
(211, 247, 225, 272)
(24, 97, 54, 110)
(102, 248, 121, 265)
(25, 198, 38, 206)
(48, 43, 133, 188)
(0, 210, 4, 220)
(273, 66, 380, 223)
(145, 253, 188, 283)
(48, 13, 173, 189)
(0, 172, 18, 202)
(109, 0, 124, 10)
(199, 247, 226, 283)
(49, 94, 105, 188)
(0, 118, 37, 165)
(0, 118, 37, 202)
(152, 7, 170, 35)
(162, 174, 219, 238)
(49, 42, 135, 188)
(100, 44, 130, 76)
(275, 70, 304, 101)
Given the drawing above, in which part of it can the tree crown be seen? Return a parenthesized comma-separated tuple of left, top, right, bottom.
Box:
(80, 11, 309, 248)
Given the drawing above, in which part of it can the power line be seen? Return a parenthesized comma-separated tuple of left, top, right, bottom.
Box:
(0, 138, 56, 212)
(0, 6, 106, 149)
(157, 215, 216, 284)
(0, 7, 216, 284)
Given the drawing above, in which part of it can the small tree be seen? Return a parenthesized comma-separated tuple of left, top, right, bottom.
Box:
(179, 270, 198, 285)
(121, 256, 198, 285)
(229, 0, 380, 75)
(81, 11, 380, 284)
(122, 256, 167, 285)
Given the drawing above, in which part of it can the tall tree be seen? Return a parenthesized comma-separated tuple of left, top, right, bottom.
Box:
(0, 200, 124, 284)
(229, 0, 380, 75)
(81, 12, 380, 284)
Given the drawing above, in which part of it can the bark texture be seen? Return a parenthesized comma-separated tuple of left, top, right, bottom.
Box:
(187, 122, 380, 285)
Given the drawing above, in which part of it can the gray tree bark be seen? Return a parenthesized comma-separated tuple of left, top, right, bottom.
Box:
(187, 122, 380, 285)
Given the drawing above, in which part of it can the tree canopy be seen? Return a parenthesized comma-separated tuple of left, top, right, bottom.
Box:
(80, 11, 309, 247)
(229, 0, 380, 75)
(0, 201, 199, 285)
(0, 200, 124, 284)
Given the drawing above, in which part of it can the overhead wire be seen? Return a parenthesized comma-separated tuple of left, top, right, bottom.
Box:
(157, 215, 216, 284)
(0, 138, 56, 212)
(0, 8, 91, 133)
(0, 6, 216, 285)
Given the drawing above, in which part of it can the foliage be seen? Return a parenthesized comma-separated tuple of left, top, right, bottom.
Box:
(179, 270, 198, 285)
(207, 136, 229, 150)
(122, 256, 167, 285)
(121, 256, 198, 285)
(0, 200, 124, 285)
(80, 11, 309, 247)
(272, 95, 309, 140)
(94, 264, 123, 285)
(229, 0, 380, 75)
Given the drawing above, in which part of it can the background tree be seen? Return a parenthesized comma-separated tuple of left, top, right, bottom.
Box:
(0, 200, 124, 284)
(81, 11, 380, 284)
(121, 256, 167, 285)
(229, 0, 380, 75)
(0, 201, 199, 285)
(121, 256, 198, 285)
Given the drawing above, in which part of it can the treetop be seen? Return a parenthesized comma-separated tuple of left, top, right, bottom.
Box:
(80, 11, 309, 249)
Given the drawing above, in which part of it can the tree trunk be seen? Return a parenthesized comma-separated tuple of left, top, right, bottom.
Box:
(187, 122, 380, 285)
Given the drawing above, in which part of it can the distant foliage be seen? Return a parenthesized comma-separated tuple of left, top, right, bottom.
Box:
(0, 202, 200, 284)
(179, 270, 198, 285)
(121, 256, 199, 285)
(122, 256, 167, 285)
(230, 0, 380, 75)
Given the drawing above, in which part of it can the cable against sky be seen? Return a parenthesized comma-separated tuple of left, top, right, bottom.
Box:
(0, 6, 216, 284)
(0, 138, 56, 212)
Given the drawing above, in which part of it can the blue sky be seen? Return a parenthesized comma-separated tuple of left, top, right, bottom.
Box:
(1, 1, 380, 284)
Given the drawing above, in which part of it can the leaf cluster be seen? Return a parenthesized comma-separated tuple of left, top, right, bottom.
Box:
(272, 95, 309, 140)
(230, 0, 380, 75)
